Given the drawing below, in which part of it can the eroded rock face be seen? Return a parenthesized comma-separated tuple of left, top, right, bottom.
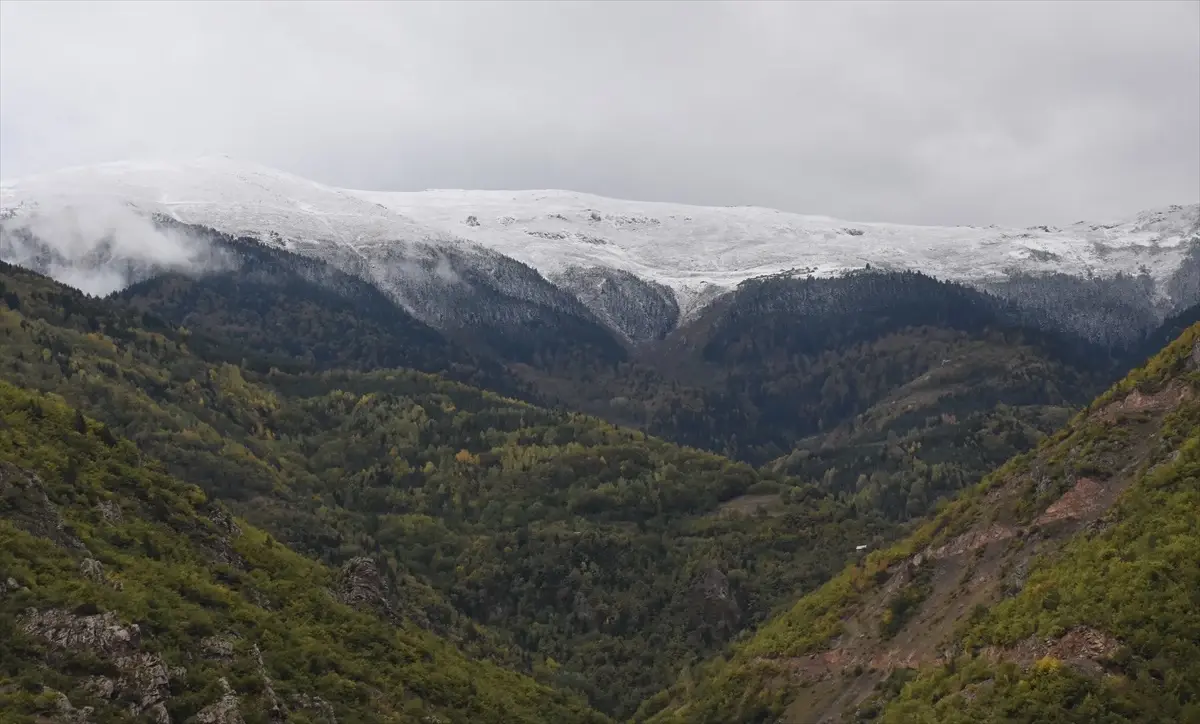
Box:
(986, 626, 1122, 675)
(194, 678, 245, 724)
(198, 505, 246, 569)
(291, 694, 338, 723)
(690, 567, 741, 635)
(95, 500, 123, 524)
(1035, 477, 1105, 526)
(253, 644, 287, 723)
(0, 463, 87, 552)
(20, 609, 174, 723)
(881, 557, 922, 598)
(335, 557, 394, 619)
(201, 634, 237, 660)
(79, 558, 105, 583)
(1099, 381, 1193, 421)
(928, 524, 1016, 560)
(48, 689, 93, 723)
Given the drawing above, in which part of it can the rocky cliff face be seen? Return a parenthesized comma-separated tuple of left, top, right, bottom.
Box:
(334, 556, 396, 620)
(20, 608, 175, 723)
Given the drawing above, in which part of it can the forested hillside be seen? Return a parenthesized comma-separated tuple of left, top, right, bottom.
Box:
(630, 271, 1117, 462)
(482, 270, 1130, 481)
(528, 270, 1131, 526)
(640, 323, 1200, 723)
(105, 239, 1160, 548)
(115, 226, 529, 397)
(1, 262, 888, 717)
(0, 381, 608, 723)
(3, 254, 1193, 721)
(105, 236, 1133, 478)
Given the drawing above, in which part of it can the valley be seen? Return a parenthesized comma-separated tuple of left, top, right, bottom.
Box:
(0, 162, 1196, 723)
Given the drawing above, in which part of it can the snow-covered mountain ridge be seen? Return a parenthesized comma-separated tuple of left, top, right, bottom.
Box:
(2, 156, 1198, 337)
(365, 189, 1199, 313)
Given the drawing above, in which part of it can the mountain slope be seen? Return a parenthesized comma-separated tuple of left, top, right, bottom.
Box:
(591, 271, 1116, 468)
(363, 190, 1200, 318)
(0, 380, 609, 723)
(1, 208, 629, 378)
(2, 228, 1155, 533)
(873, 328, 1200, 723)
(4, 160, 1195, 720)
(110, 224, 528, 395)
(639, 323, 1199, 723)
(3, 157, 1197, 343)
(0, 262, 892, 718)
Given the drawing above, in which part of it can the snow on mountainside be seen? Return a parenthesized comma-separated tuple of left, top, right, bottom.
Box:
(2, 156, 1198, 337)
(364, 189, 1200, 315)
(0, 156, 458, 250)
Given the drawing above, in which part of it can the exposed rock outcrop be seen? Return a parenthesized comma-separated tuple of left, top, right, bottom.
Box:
(1035, 477, 1104, 526)
(0, 463, 87, 552)
(20, 608, 174, 723)
(95, 499, 123, 524)
(194, 678, 244, 724)
(199, 504, 246, 568)
(0, 575, 26, 597)
(200, 634, 237, 660)
(253, 644, 287, 722)
(290, 694, 338, 723)
(82, 675, 116, 700)
(113, 652, 172, 723)
(206, 506, 242, 538)
(48, 688, 93, 723)
(22, 608, 142, 656)
(690, 567, 742, 636)
(75, 557, 122, 591)
(79, 558, 105, 583)
(335, 557, 394, 620)
(986, 626, 1122, 675)
(927, 524, 1016, 561)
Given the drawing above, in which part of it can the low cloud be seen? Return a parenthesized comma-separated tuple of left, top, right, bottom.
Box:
(433, 254, 461, 285)
(0, 198, 234, 296)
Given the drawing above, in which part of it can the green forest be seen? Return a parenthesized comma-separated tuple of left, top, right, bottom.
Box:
(0, 379, 608, 723)
(1, 257, 1197, 723)
(1, 263, 888, 716)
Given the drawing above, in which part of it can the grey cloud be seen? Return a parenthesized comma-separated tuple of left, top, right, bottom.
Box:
(1, 0, 1196, 226)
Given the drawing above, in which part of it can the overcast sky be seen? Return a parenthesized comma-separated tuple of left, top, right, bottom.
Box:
(1, 1, 1197, 226)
